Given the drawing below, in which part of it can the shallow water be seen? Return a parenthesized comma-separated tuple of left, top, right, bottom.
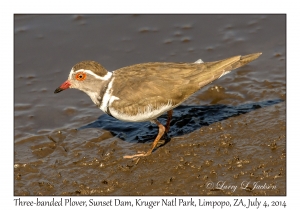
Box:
(14, 14, 286, 195)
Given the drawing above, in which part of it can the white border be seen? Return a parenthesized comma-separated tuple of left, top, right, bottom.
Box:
(7, 1, 296, 209)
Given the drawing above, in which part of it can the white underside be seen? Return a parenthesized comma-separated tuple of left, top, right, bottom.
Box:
(109, 100, 174, 122)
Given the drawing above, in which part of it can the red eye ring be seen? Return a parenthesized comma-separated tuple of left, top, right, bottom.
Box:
(75, 72, 87, 81)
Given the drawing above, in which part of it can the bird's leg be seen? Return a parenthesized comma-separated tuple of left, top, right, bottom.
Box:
(165, 110, 173, 133)
(158, 109, 173, 145)
(123, 119, 165, 159)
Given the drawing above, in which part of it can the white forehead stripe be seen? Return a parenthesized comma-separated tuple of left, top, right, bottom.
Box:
(69, 68, 112, 81)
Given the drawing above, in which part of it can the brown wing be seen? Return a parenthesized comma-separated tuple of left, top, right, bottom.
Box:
(110, 53, 261, 116)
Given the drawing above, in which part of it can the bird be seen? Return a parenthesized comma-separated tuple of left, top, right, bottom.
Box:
(54, 52, 262, 159)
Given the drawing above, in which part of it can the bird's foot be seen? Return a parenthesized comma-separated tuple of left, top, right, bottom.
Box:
(123, 151, 150, 159)
(123, 151, 151, 164)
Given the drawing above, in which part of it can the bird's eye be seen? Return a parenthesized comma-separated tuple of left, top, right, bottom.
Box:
(75, 72, 87, 81)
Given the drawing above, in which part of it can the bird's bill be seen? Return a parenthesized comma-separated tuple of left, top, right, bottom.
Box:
(54, 80, 71, 93)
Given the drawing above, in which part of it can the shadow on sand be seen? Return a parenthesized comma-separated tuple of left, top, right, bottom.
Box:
(79, 99, 283, 144)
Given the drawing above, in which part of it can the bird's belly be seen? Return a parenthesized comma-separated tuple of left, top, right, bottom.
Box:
(109, 104, 173, 122)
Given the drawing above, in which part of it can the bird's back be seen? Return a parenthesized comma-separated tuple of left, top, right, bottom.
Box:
(108, 53, 261, 121)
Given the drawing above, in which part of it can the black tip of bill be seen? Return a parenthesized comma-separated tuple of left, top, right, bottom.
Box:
(54, 88, 64, 94)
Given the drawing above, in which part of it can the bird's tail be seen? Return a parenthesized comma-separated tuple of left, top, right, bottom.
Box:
(190, 52, 262, 89)
(205, 52, 262, 74)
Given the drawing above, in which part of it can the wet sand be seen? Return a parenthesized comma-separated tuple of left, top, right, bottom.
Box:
(14, 15, 286, 195)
